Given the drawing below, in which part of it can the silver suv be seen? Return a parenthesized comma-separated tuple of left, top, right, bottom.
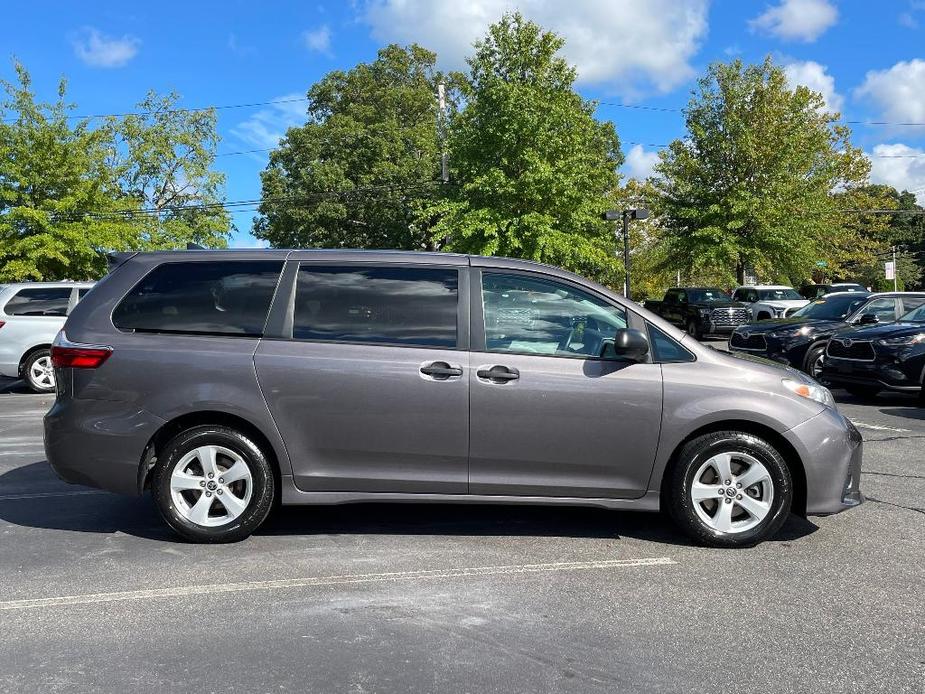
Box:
(45, 250, 863, 546)
(0, 282, 94, 392)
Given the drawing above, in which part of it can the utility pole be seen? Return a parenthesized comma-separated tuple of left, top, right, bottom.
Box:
(437, 82, 448, 183)
(893, 245, 898, 292)
(602, 208, 649, 299)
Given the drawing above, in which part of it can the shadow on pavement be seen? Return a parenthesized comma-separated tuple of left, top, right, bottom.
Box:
(0, 377, 33, 395)
(0, 462, 817, 546)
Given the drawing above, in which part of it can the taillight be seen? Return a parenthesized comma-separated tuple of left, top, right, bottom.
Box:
(51, 345, 112, 369)
(0, 320, 5, 329)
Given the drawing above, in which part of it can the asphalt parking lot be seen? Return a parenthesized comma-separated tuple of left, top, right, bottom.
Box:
(0, 349, 923, 693)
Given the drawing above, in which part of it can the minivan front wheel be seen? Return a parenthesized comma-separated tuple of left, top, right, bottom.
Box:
(666, 431, 792, 548)
(151, 426, 275, 543)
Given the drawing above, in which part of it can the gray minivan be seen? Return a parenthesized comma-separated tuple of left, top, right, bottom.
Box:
(45, 250, 863, 546)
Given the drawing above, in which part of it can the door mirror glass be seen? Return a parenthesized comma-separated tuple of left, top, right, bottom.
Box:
(857, 313, 879, 325)
(608, 328, 649, 362)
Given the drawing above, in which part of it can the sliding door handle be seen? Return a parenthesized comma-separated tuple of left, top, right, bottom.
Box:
(420, 362, 463, 380)
(476, 365, 520, 383)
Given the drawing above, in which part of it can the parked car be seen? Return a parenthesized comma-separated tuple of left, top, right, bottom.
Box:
(822, 300, 925, 399)
(728, 291, 881, 378)
(642, 287, 751, 339)
(45, 250, 863, 547)
(0, 282, 95, 393)
(731, 285, 809, 320)
(799, 282, 867, 300)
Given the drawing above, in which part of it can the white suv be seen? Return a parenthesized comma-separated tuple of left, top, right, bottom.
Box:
(732, 285, 809, 321)
(0, 282, 94, 392)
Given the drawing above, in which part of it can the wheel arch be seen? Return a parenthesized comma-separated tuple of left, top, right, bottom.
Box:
(18, 343, 52, 376)
(138, 410, 283, 498)
(658, 419, 807, 516)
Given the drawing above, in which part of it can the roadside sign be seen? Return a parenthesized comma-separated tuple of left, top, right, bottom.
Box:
(885, 261, 895, 280)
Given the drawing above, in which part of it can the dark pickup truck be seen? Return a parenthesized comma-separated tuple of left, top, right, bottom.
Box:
(644, 287, 752, 339)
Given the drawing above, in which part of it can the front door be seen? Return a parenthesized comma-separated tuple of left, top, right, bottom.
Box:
(255, 262, 469, 494)
(468, 269, 663, 498)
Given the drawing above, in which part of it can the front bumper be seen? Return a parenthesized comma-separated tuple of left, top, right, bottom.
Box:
(783, 407, 864, 515)
(44, 396, 165, 496)
(822, 356, 923, 393)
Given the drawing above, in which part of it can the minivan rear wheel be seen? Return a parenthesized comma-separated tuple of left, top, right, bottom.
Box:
(151, 425, 275, 543)
(23, 348, 55, 393)
(666, 431, 792, 548)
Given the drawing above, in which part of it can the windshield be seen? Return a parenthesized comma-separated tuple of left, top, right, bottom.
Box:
(758, 288, 802, 301)
(791, 295, 868, 320)
(899, 303, 925, 323)
(687, 288, 731, 303)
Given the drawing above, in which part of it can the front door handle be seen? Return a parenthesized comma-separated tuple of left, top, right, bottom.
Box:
(420, 361, 463, 380)
(476, 365, 520, 383)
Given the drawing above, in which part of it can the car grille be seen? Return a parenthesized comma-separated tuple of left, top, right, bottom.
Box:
(729, 332, 767, 350)
(826, 338, 875, 361)
(711, 308, 751, 327)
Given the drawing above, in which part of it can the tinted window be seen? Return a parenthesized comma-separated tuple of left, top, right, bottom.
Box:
(481, 273, 626, 358)
(648, 324, 694, 363)
(77, 288, 92, 301)
(901, 297, 925, 314)
(113, 261, 283, 336)
(294, 266, 458, 348)
(793, 294, 869, 320)
(3, 287, 71, 316)
(855, 298, 897, 322)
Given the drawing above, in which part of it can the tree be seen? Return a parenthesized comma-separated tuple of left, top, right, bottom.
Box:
(114, 91, 231, 249)
(0, 64, 232, 282)
(0, 64, 137, 281)
(653, 58, 873, 286)
(255, 45, 455, 250)
(424, 13, 624, 286)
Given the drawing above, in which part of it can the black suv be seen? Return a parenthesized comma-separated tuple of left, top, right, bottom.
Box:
(822, 300, 925, 399)
(643, 287, 750, 339)
(729, 292, 925, 380)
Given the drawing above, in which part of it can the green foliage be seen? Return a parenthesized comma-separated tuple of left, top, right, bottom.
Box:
(255, 45, 456, 250)
(426, 13, 624, 285)
(0, 64, 230, 282)
(653, 57, 872, 286)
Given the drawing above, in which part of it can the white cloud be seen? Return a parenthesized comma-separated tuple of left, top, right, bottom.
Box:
(855, 59, 925, 125)
(231, 94, 307, 150)
(362, 0, 709, 94)
(748, 0, 838, 42)
(783, 60, 843, 114)
(623, 144, 660, 181)
(303, 25, 332, 56)
(72, 27, 140, 68)
(868, 144, 925, 205)
(230, 235, 270, 249)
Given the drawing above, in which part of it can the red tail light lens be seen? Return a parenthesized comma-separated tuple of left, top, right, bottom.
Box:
(51, 345, 112, 369)
(0, 321, 5, 329)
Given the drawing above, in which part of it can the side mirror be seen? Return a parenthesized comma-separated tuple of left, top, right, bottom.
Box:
(602, 328, 649, 362)
(857, 313, 879, 325)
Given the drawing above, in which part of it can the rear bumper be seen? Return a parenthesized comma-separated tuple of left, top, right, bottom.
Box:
(783, 407, 864, 515)
(44, 397, 165, 496)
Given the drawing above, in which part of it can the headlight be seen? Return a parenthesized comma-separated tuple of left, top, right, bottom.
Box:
(782, 377, 836, 409)
(876, 333, 925, 346)
(768, 325, 813, 339)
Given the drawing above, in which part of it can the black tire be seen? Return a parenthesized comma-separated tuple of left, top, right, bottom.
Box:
(802, 343, 827, 382)
(845, 384, 880, 399)
(22, 348, 55, 394)
(665, 431, 793, 548)
(686, 319, 702, 341)
(151, 425, 275, 543)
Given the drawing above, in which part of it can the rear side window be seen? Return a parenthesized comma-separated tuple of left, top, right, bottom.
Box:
(113, 261, 283, 337)
(293, 265, 458, 348)
(3, 287, 71, 316)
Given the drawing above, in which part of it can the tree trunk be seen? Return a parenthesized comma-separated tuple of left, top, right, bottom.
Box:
(736, 258, 745, 285)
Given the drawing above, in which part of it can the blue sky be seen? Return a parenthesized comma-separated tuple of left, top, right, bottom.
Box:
(3, 0, 925, 247)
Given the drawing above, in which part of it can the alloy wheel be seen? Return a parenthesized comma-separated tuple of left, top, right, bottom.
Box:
(28, 355, 55, 390)
(690, 452, 774, 534)
(170, 445, 253, 527)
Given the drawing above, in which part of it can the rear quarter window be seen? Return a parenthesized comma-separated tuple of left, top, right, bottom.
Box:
(2, 287, 71, 316)
(112, 261, 283, 337)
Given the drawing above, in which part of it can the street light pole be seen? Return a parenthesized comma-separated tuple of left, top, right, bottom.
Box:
(603, 207, 649, 299)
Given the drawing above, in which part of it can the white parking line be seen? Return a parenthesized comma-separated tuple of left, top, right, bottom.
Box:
(852, 421, 910, 433)
(0, 490, 107, 502)
(0, 557, 676, 611)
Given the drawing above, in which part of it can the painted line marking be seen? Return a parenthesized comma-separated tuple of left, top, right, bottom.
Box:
(0, 490, 107, 502)
(853, 421, 910, 433)
(0, 557, 676, 611)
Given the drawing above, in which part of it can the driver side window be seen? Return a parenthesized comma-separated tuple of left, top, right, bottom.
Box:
(480, 272, 627, 358)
